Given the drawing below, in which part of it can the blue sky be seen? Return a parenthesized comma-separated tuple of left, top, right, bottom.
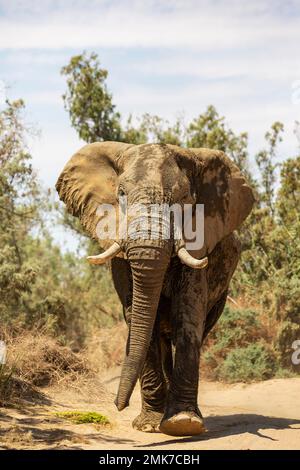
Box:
(0, 0, 300, 191)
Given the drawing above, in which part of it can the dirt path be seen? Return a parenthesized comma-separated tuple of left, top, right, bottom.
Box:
(1, 369, 300, 450)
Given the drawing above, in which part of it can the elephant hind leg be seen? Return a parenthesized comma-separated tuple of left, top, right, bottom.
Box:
(159, 294, 173, 386)
(161, 332, 173, 387)
(202, 290, 228, 344)
(202, 233, 241, 342)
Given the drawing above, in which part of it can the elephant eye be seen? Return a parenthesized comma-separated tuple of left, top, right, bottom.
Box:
(182, 191, 191, 202)
(118, 187, 126, 198)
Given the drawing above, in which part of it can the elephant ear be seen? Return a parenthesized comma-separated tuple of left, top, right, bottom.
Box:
(55, 141, 133, 249)
(190, 148, 255, 256)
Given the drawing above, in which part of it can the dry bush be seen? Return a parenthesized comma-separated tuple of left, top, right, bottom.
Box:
(0, 328, 91, 406)
(0, 323, 127, 407)
(9, 332, 89, 386)
(86, 322, 127, 372)
(201, 304, 281, 382)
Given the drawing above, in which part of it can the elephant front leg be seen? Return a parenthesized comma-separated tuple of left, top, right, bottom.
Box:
(160, 268, 207, 436)
(132, 322, 167, 433)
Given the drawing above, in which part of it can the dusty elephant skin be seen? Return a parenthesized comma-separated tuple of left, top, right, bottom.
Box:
(56, 142, 254, 437)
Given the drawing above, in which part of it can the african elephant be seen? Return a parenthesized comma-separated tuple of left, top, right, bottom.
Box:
(56, 142, 254, 436)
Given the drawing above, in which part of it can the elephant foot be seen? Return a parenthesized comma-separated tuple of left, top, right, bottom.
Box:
(132, 410, 163, 433)
(159, 411, 206, 437)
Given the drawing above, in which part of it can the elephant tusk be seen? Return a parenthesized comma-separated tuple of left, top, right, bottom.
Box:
(173, 216, 208, 269)
(87, 242, 122, 265)
(177, 247, 208, 269)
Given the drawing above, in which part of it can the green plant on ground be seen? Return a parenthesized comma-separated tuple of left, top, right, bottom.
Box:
(55, 411, 110, 425)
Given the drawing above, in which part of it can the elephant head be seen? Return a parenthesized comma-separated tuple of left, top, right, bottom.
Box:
(56, 142, 254, 410)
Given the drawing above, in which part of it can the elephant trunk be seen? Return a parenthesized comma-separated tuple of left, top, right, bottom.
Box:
(115, 245, 170, 411)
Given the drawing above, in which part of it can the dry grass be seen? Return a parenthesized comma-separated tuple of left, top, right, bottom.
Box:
(0, 328, 91, 406)
(0, 322, 127, 408)
(0, 420, 33, 449)
(86, 322, 127, 371)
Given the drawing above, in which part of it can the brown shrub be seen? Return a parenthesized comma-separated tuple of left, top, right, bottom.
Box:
(86, 322, 127, 371)
(0, 328, 91, 406)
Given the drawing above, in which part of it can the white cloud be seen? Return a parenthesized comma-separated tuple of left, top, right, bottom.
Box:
(1, 0, 299, 251)
(3, 50, 71, 66)
(130, 52, 300, 83)
(0, 0, 299, 50)
(22, 90, 62, 105)
(28, 125, 83, 187)
(0, 0, 299, 190)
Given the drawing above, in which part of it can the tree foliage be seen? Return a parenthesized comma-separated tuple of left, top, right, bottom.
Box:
(256, 121, 284, 215)
(60, 52, 253, 177)
(61, 52, 122, 142)
(0, 99, 42, 324)
(0, 99, 122, 346)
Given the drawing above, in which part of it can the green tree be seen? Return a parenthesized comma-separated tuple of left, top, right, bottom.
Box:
(186, 105, 251, 177)
(276, 155, 300, 226)
(121, 114, 148, 145)
(61, 52, 122, 142)
(0, 99, 42, 324)
(138, 113, 186, 146)
(0, 99, 122, 344)
(61, 53, 252, 182)
(256, 121, 284, 215)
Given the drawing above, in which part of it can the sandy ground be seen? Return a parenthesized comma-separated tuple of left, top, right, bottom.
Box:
(1, 368, 300, 450)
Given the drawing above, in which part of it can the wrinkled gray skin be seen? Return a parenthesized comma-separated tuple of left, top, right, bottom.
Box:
(56, 142, 254, 436)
